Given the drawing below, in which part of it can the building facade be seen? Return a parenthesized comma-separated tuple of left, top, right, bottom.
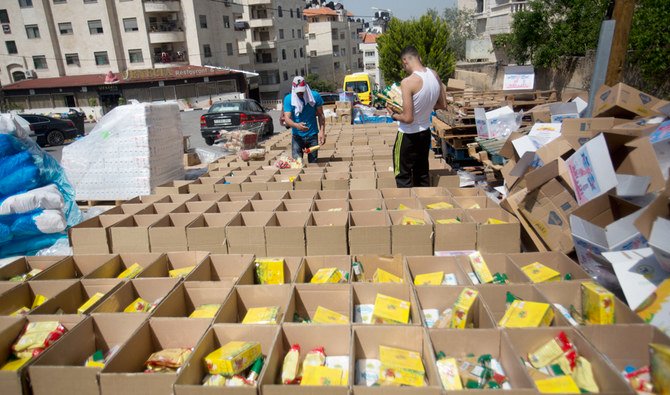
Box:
(463, 0, 529, 62)
(359, 32, 382, 89)
(305, 7, 363, 89)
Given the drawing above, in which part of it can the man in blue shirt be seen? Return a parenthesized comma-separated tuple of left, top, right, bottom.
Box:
(283, 76, 326, 163)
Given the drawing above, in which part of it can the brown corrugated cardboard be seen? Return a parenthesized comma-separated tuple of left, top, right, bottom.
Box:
(430, 169, 460, 188)
(349, 198, 385, 211)
(36, 255, 118, 280)
(477, 284, 557, 326)
(186, 254, 254, 283)
(282, 199, 314, 212)
(265, 212, 310, 256)
(166, 194, 201, 204)
(136, 251, 209, 280)
(0, 256, 67, 282)
(454, 196, 496, 209)
(376, 171, 397, 189)
(266, 176, 294, 191)
(149, 213, 201, 253)
(427, 209, 477, 252)
(352, 283, 421, 325)
(418, 196, 459, 210)
(412, 187, 450, 198)
(174, 324, 279, 395)
(317, 190, 349, 200)
(226, 212, 274, 256)
(29, 314, 145, 395)
(258, 190, 289, 200)
(349, 211, 392, 255)
(312, 199, 349, 212)
(109, 214, 166, 253)
(405, 256, 471, 286)
(214, 177, 249, 193)
(194, 192, 229, 203)
(229, 192, 260, 201)
(388, 210, 434, 256)
(508, 252, 590, 282)
(214, 285, 293, 324)
(456, 253, 528, 284)
(295, 174, 323, 190)
(352, 254, 408, 283)
(285, 284, 352, 323)
(384, 197, 421, 210)
(467, 209, 521, 253)
(184, 201, 218, 214)
(416, 286, 495, 328)
(323, 172, 350, 190)
(0, 279, 77, 315)
(151, 282, 232, 321)
(236, 257, 303, 285)
(561, 117, 628, 149)
(32, 279, 123, 315)
(99, 318, 210, 395)
(295, 255, 351, 284)
(349, 190, 382, 200)
(250, 200, 282, 212)
(153, 202, 188, 214)
(381, 188, 413, 199)
(185, 213, 236, 254)
(189, 178, 224, 194)
(593, 83, 660, 119)
(306, 212, 349, 256)
(447, 187, 485, 197)
(350, 172, 377, 190)
(155, 180, 194, 195)
(91, 278, 179, 315)
(69, 214, 129, 254)
(217, 200, 252, 213)
(84, 253, 165, 280)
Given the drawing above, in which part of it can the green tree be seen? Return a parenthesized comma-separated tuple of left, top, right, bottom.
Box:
(443, 7, 477, 60)
(305, 74, 336, 93)
(377, 12, 456, 85)
(629, 0, 670, 87)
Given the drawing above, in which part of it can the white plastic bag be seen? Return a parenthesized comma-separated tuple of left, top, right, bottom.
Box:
(0, 184, 64, 215)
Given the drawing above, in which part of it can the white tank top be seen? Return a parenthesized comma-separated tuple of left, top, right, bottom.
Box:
(398, 68, 440, 134)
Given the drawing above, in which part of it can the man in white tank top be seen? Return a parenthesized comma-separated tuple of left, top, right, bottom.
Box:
(388, 46, 446, 188)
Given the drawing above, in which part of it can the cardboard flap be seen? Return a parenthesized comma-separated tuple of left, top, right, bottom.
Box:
(566, 134, 618, 205)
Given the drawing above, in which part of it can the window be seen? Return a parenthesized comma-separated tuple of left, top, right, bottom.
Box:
(58, 22, 73, 35)
(83, 0, 97, 3)
(301, 68, 305, 76)
(365, 51, 375, 57)
(296, 8, 300, 18)
(309, 50, 316, 57)
(340, 33, 345, 40)
(5, 41, 17, 54)
(32, 55, 47, 69)
(19, 0, 33, 8)
(25, 25, 40, 39)
(199, 15, 207, 28)
(203, 44, 211, 57)
(123, 18, 138, 32)
(281, 49, 286, 60)
(94, 51, 109, 65)
(334, 61, 340, 70)
(128, 49, 143, 63)
(0, 10, 9, 24)
(226, 43, 233, 56)
(290, 9, 293, 18)
(293, 49, 296, 58)
(352, 47, 356, 54)
(53, 0, 66, 3)
(341, 48, 346, 56)
(223, 15, 230, 28)
(291, 29, 294, 39)
(277, 6, 282, 17)
(299, 48, 303, 58)
(297, 29, 301, 37)
(88, 20, 103, 34)
(278, 29, 284, 39)
(345, 81, 370, 93)
(282, 71, 288, 81)
(65, 53, 79, 66)
(365, 63, 375, 70)
(309, 33, 315, 40)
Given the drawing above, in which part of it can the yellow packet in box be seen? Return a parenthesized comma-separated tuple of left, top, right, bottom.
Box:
(426, 201, 454, 210)
(205, 341, 262, 376)
(650, 343, 670, 394)
(372, 293, 410, 324)
(397, 204, 410, 211)
(10, 307, 30, 316)
(189, 304, 221, 318)
(450, 287, 478, 329)
(499, 300, 554, 327)
(379, 345, 425, 387)
(313, 306, 349, 324)
(310, 267, 342, 284)
(117, 263, 142, 279)
(401, 215, 425, 225)
(300, 365, 344, 386)
(1, 358, 31, 371)
(124, 297, 151, 313)
(469, 203, 481, 209)
(414, 271, 444, 285)
(436, 218, 460, 224)
(372, 268, 404, 284)
(535, 376, 581, 393)
(255, 258, 285, 284)
(77, 292, 105, 314)
(242, 306, 280, 324)
(522, 262, 561, 283)
(31, 294, 48, 309)
(436, 357, 462, 390)
(468, 251, 493, 284)
(169, 265, 195, 278)
(486, 218, 507, 225)
(581, 281, 614, 324)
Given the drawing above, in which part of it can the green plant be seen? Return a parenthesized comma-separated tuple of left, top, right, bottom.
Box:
(628, 0, 670, 88)
(443, 7, 477, 61)
(117, 96, 127, 105)
(306, 74, 336, 93)
(88, 97, 98, 107)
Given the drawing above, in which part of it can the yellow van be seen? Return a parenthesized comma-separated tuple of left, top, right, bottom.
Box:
(343, 73, 372, 105)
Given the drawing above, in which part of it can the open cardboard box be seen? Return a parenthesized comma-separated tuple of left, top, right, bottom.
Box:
(250, 200, 282, 212)
(32, 279, 123, 315)
(151, 282, 232, 321)
(281, 199, 314, 212)
(312, 199, 349, 212)
(418, 196, 458, 210)
(349, 211, 392, 255)
(135, 251, 209, 280)
(237, 257, 303, 285)
(0, 280, 77, 315)
(287, 190, 317, 200)
(0, 314, 86, 395)
(226, 212, 274, 256)
(323, 172, 350, 190)
(84, 253, 166, 280)
(457, 253, 528, 285)
(69, 214, 130, 254)
(148, 213, 201, 252)
(467, 208, 521, 253)
(405, 256, 471, 286)
(214, 285, 292, 324)
(350, 172, 377, 190)
(263, 325, 353, 395)
(228, 191, 260, 201)
(265, 212, 310, 257)
(352, 325, 441, 394)
(534, 281, 642, 326)
(0, 256, 68, 282)
(155, 180, 194, 195)
(349, 198, 385, 211)
(295, 255, 351, 284)
(507, 252, 591, 282)
(217, 200, 252, 213)
(454, 196, 496, 210)
(448, 187, 485, 197)
(242, 176, 271, 192)
(153, 202, 188, 215)
(266, 177, 294, 191)
(258, 190, 289, 200)
(186, 254, 254, 283)
(504, 327, 635, 394)
(316, 190, 349, 200)
(91, 278, 179, 315)
(352, 254, 408, 283)
(102, 203, 157, 217)
(352, 283, 421, 325)
(412, 187, 450, 199)
(592, 82, 660, 119)
(427, 209, 477, 252)
(109, 214, 166, 253)
(186, 213, 236, 254)
(416, 286, 495, 328)
(428, 328, 535, 393)
(349, 189, 382, 200)
(184, 201, 218, 214)
(306, 212, 349, 256)
(99, 318, 210, 395)
(188, 177, 224, 194)
(285, 284, 352, 324)
(34, 255, 116, 281)
(376, 172, 397, 189)
(384, 197, 421, 210)
(174, 324, 279, 395)
(477, 284, 559, 327)
(295, 174, 323, 190)
(381, 188, 413, 199)
(388, 210, 434, 256)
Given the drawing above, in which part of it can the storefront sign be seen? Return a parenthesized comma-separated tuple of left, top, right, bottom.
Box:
(123, 67, 216, 81)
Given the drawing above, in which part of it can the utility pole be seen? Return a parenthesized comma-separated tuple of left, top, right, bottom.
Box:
(604, 0, 636, 86)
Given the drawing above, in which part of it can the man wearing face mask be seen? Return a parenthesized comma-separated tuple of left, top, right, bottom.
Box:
(387, 46, 447, 188)
(283, 76, 326, 163)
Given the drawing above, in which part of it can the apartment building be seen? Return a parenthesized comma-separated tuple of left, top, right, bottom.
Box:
(0, 0, 247, 86)
(236, 0, 307, 101)
(359, 32, 382, 88)
(305, 7, 363, 87)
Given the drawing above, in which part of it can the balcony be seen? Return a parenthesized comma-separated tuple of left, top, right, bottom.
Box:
(247, 0, 272, 5)
(152, 50, 188, 67)
(144, 0, 181, 13)
(248, 18, 274, 28)
(149, 30, 186, 44)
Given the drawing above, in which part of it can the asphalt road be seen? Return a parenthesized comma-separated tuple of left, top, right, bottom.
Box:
(46, 108, 286, 163)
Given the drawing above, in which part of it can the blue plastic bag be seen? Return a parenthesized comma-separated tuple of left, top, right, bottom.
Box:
(0, 223, 10, 244)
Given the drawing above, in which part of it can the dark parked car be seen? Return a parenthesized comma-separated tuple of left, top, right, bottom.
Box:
(320, 92, 339, 105)
(17, 114, 81, 147)
(200, 99, 273, 145)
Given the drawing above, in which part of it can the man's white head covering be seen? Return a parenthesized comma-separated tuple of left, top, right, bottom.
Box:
(291, 76, 316, 115)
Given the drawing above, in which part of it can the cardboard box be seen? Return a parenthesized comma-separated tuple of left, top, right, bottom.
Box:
(258, 190, 289, 200)
(384, 197, 421, 210)
(312, 199, 349, 212)
(153, 202, 188, 214)
(593, 83, 660, 119)
(477, 284, 558, 326)
(0, 256, 67, 282)
(155, 180, 194, 195)
(28, 314, 146, 395)
(416, 286, 495, 328)
(186, 253, 254, 283)
(427, 209, 477, 252)
(82, 253, 160, 281)
(429, 169, 460, 188)
(306, 212, 349, 256)
(236, 257, 303, 285)
(226, 191, 260, 201)
(0, 280, 78, 315)
(36, 255, 118, 280)
(349, 198, 385, 211)
(148, 213, 201, 252)
(262, 325, 352, 395)
(69, 214, 129, 254)
(446, 78, 466, 91)
(242, 176, 271, 192)
(316, 190, 349, 200)
(284, 284, 352, 323)
(467, 209, 521, 253)
(217, 200, 252, 213)
(295, 174, 323, 190)
(32, 279, 123, 315)
(454, 196, 495, 209)
(91, 278, 179, 315)
(265, 212, 309, 257)
(151, 282, 231, 320)
(456, 253, 528, 284)
(295, 256, 351, 284)
(136, 251, 209, 280)
(349, 211, 392, 255)
(350, 172, 377, 190)
(381, 188, 413, 199)
(352, 283, 421, 325)
(226, 212, 274, 256)
(287, 190, 317, 200)
(214, 285, 292, 324)
(281, 199, 314, 212)
(109, 214, 166, 253)
(352, 325, 442, 394)
(185, 213, 236, 254)
(174, 324, 279, 395)
(351, 254, 407, 283)
(448, 187, 485, 197)
(388, 210, 434, 256)
(99, 318, 210, 395)
(349, 190, 382, 200)
(184, 201, 218, 214)
(504, 327, 634, 394)
(508, 252, 590, 282)
(405, 256, 471, 286)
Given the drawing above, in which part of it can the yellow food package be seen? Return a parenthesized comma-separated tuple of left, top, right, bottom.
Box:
(255, 258, 285, 285)
(204, 341, 262, 376)
(281, 344, 301, 384)
(168, 265, 195, 279)
(1, 358, 31, 371)
(535, 376, 581, 394)
(468, 251, 493, 284)
(571, 356, 599, 393)
(310, 267, 342, 284)
(581, 281, 614, 325)
(31, 294, 48, 309)
(397, 204, 410, 211)
(77, 292, 106, 314)
(469, 203, 481, 209)
(242, 306, 280, 324)
(650, 343, 670, 393)
(117, 263, 143, 279)
(10, 307, 30, 316)
(301, 365, 344, 386)
(499, 300, 554, 328)
(426, 201, 454, 210)
(189, 304, 221, 318)
(400, 215, 426, 225)
(372, 268, 404, 284)
(522, 262, 561, 283)
(123, 297, 151, 313)
(450, 287, 478, 329)
(436, 357, 462, 390)
(372, 293, 410, 324)
(312, 306, 349, 324)
(436, 218, 461, 224)
(486, 218, 507, 224)
(379, 345, 425, 387)
(414, 271, 444, 285)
